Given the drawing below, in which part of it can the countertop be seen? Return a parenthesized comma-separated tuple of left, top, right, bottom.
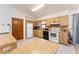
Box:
(34, 29, 50, 31)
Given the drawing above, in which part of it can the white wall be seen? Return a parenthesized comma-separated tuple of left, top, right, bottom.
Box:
(0, 4, 31, 33)
(38, 10, 70, 20)
(0, 5, 27, 24)
(0, 4, 32, 39)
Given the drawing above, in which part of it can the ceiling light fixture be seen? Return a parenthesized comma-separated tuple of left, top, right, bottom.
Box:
(32, 4, 45, 12)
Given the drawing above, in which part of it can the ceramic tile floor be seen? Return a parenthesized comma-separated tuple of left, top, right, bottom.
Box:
(57, 44, 76, 54)
(16, 37, 76, 54)
(74, 45, 79, 54)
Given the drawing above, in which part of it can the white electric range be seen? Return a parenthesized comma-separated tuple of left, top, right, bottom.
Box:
(49, 27, 60, 43)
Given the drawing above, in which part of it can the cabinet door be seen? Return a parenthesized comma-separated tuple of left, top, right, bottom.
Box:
(38, 30, 43, 38)
(50, 18, 55, 24)
(50, 17, 60, 24)
(33, 21, 41, 27)
(59, 16, 68, 26)
(32, 21, 36, 27)
(40, 30, 43, 38)
(53, 17, 59, 23)
(35, 30, 39, 37)
(35, 30, 38, 36)
(63, 32, 68, 42)
(35, 30, 43, 38)
(37, 21, 41, 26)
(60, 27, 68, 45)
(46, 19, 50, 26)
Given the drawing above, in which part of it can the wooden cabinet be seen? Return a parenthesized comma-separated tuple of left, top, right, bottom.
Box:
(46, 16, 68, 26)
(49, 18, 54, 24)
(26, 20, 32, 23)
(33, 30, 36, 36)
(36, 21, 41, 26)
(46, 19, 50, 26)
(34, 30, 43, 38)
(59, 16, 68, 26)
(32, 21, 41, 27)
(32, 21, 37, 27)
(60, 26, 68, 45)
(50, 17, 60, 24)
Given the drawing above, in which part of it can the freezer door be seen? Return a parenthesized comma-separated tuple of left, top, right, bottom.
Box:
(27, 28, 33, 38)
(27, 23, 33, 28)
(26, 23, 33, 38)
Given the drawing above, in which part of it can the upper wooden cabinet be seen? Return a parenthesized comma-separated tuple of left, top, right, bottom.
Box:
(33, 16, 68, 27)
(46, 17, 59, 26)
(46, 16, 68, 26)
(49, 17, 60, 24)
(32, 21, 37, 27)
(59, 16, 68, 26)
(33, 21, 41, 27)
(46, 19, 50, 26)
(36, 21, 41, 26)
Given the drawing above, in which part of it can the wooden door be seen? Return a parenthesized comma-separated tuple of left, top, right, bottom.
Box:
(12, 18, 23, 40)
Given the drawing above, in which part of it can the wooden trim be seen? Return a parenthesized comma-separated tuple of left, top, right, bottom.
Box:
(12, 17, 23, 20)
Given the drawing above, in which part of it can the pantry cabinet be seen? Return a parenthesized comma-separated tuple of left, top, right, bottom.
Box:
(60, 26, 68, 45)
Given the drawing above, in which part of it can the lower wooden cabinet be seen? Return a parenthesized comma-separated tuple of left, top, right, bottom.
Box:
(34, 29, 43, 38)
(33, 27, 68, 45)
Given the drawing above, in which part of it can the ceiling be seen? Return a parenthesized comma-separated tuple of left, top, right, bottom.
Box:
(10, 4, 79, 19)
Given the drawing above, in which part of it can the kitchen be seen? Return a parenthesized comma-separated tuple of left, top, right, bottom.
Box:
(32, 16, 68, 45)
(0, 0, 79, 59)
(0, 4, 79, 54)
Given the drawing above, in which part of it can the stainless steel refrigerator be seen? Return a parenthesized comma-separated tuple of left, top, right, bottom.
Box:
(73, 13, 79, 44)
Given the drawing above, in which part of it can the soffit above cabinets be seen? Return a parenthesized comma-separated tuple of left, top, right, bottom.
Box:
(10, 4, 79, 19)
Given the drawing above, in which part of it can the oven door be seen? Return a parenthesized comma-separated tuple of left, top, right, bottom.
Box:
(49, 31, 59, 43)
